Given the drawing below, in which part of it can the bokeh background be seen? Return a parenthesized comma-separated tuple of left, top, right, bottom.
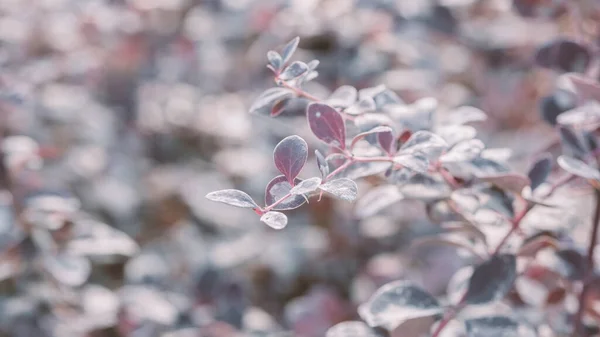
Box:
(0, 0, 598, 336)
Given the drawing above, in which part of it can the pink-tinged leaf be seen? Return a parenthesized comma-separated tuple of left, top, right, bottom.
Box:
(273, 135, 308, 184)
(307, 102, 347, 149)
(378, 129, 395, 155)
(265, 175, 306, 210)
(479, 173, 531, 193)
(260, 211, 288, 229)
(315, 149, 330, 179)
(290, 177, 322, 195)
(319, 178, 357, 201)
(206, 189, 259, 208)
(350, 126, 393, 149)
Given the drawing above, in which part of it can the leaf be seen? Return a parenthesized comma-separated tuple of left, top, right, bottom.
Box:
(377, 129, 395, 155)
(394, 152, 430, 173)
(559, 125, 586, 157)
(205, 189, 259, 209)
(358, 280, 443, 330)
(355, 185, 403, 218)
(271, 98, 290, 117)
(260, 211, 288, 230)
(350, 126, 393, 149)
(43, 253, 91, 287)
(465, 316, 535, 337)
(557, 101, 600, 127)
(307, 102, 346, 149)
(319, 178, 358, 201)
(398, 173, 451, 201)
(557, 155, 600, 181)
(436, 125, 477, 147)
(464, 254, 517, 305)
(265, 175, 306, 210)
(279, 61, 309, 81)
(67, 218, 139, 257)
(479, 173, 531, 193)
(307, 59, 319, 70)
(410, 234, 486, 259)
(281, 36, 300, 64)
(444, 106, 487, 125)
(290, 177, 322, 195)
(315, 149, 330, 179)
(566, 73, 600, 102)
(399, 130, 448, 160)
(535, 38, 592, 73)
(346, 96, 376, 115)
(267, 50, 283, 71)
(327, 85, 357, 108)
(326, 321, 377, 337)
(332, 161, 391, 180)
(273, 135, 308, 184)
(528, 154, 553, 191)
(518, 233, 559, 257)
(250, 88, 295, 115)
(440, 139, 485, 163)
(539, 89, 577, 126)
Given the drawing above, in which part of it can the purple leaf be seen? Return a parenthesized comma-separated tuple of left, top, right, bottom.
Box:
(319, 178, 358, 201)
(528, 154, 553, 191)
(315, 149, 330, 179)
(535, 38, 592, 73)
(378, 129, 395, 155)
(464, 254, 516, 304)
(290, 177, 322, 195)
(265, 175, 306, 210)
(206, 189, 259, 209)
(273, 135, 308, 184)
(350, 126, 393, 149)
(281, 36, 300, 64)
(260, 211, 288, 230)
(279, 61, 309, 81)
(307, 102, 347, 149)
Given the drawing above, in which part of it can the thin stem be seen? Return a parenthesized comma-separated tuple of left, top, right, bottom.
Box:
(262, 192, 292, 212)
(575, 188, 600, 335)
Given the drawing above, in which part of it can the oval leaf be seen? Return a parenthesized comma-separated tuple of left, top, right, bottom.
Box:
(358, 280, 442, 330)
(265, 175, 306, 210)
(267, 50, 282, 71)
(399, 130, 448, 160)
(378, 129, 395, 155)
(274, 135, 308, 184)
(326, 321, 377, 337)
(557, 155, 600, 181)
(319, 178, 358, 201)
(440, 139, 485, 163)
(279, 61, 309, 81)
(290, 177, 322, 195)
(464, 254, 517, 305)
(281, 36, 300, 64)
(466, 316, 535, 337)
(260, 211, 288, 230)
(327, 85, 357, 108)
(528, 154, 553, 191)
(206, 189, 258, 209)
(307, 103, 347, 149)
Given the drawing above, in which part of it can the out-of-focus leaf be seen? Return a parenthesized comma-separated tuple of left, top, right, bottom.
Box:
(528, 154, 553, 191)
(265, 175, 306, 210)
(535, 39, 592, 73)
(307, 102, 347, 149)
(120, 285, 179, 325)
(355, 185, 403, 218)
(267, 50, 283, 71)
(250, 88, 295, 115)
(479, 173, 531, 193)
(290, 177, 322, 195)
(398, 173, 451, 201)
(566, 73, 600, 102)
(465, 316, 535, 337)
(346, 96, 376, 115)
(464, 254, 517, 304)
(43, 253, 91, 287)
(410, 234, 486, 259)
(557, 155, 600, 181)
(279, 61, 309, 81)
(67, 218, 139, 257)
(327, 85, 357, 108)
(315, 149, 330, 179)
(319, 178, 358, 201)
(281, 36, 300, 64)
(385, 98, 435, 131)
(444, 106, 487, 125)
(351, 126, 393, 149)
(260, 211, 288, 230)
(273, 135, 308, 184)
(359, 84, 404, 109)
(398, 130, 448, 160)
(559, 125, 586, 157)
(358, 280, 443, 330)
(555, 248, 586, 280)
(326, 321, 377, 337)
(557, 101, 600, 127)
(378, 129, 395, 155)
(539, 89, 577, 126)
(518, 233, 559, 257)
(440, 139, 485, 163)
(206, 189, 259, 209)
(436, 125, 477, 148)
(394, 152, 430, 173)
(333, 161, 392, 180)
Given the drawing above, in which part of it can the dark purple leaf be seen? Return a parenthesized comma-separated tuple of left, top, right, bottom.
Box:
(265, 175, 306, 210)
(464, 254, 517, 304)
(279, 61, 309, 81)
(378, 129, 395, 155)
(350, 126, 393, 149)
(319, 178, 357, 201)
(250, 88, 295, 115)
(466, 316, 535, 337)
(290, 177, 322, 195)
(206, 189, 259, 209)
(557, 155, 600, 180)
(273, 135, 308, 184)
(307, 102, 346, 149)
(326, 321, 377, 337)
(260, 211, 288, 230)
(315, 149, 330, 179)
(281, 36, 300, 64)
(267, 50, 283, 71)
(535, 39, 592, 73)
(358, 280, 442, 330)
(528, 154, 553, 191)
